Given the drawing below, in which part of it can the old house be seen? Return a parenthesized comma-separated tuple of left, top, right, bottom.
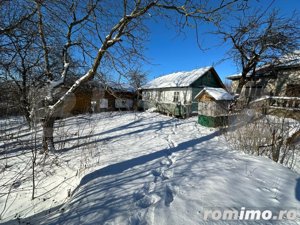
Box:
(141, 67, 227, 117)
(91, 83, 135, 112)
(227, 52, 300, 101)
(226, 52, 300, 119)
(194, 87, 234, 127)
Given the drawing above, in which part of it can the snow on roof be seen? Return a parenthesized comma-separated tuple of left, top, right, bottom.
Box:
(277, 50, 300, 67)
(194, 87, 234, 101)
(142, 67, 212, 89)
(226, 64, 271, 80)
(226, 73, 242, 80)
(227, 50, 300, 80)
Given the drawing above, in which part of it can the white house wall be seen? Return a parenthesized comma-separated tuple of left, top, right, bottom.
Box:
(142, 88, 193, 104)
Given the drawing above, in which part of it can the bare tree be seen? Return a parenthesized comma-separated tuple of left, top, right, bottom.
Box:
(0, 1, 40, 123)
(0, 0, 36, 35)
(0, 31, 40, 124)
(0, 13, 79, 125)
(128, 68, 147, 91)
(1, 0, 245, 153)
(127, 68, 147, 110)
(217, 9, 300, 94)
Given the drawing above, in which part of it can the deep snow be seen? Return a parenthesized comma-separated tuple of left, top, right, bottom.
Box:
(0, 112, 299, 225)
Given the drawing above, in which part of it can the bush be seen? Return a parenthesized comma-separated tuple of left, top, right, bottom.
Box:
(225, 108, 300, 169)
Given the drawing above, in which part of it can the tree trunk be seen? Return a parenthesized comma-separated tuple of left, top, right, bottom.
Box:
(236, 76, 247, 95)
(271, 130, 279, 162)
(41, 117, 55, 154)
(24, 109, 32, 129)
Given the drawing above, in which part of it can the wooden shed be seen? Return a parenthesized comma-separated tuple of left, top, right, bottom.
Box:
(91, 83, 135, 112)
(194, 87, 234, 127)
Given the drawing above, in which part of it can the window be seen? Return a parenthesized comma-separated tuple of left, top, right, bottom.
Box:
(286, 84, 300, 97)
(99, 98, 108, 109)
(158, 91, 162, 102)
(254, 86, 263, 97)
(245, 86, 251, 97)
(173, 91, 180, 102)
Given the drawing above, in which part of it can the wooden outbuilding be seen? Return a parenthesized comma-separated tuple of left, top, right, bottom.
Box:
(194, 87, 234, 127)
(91, 83, 135, 112)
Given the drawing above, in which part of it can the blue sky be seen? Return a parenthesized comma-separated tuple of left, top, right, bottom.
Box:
(142, 0, 299, 82)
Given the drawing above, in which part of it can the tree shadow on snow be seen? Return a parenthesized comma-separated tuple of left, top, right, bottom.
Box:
(78, 131, 220, 187)
(57, 116, 178, 153)
(296, 177, 300, 201)
(22, 131, 220, 225)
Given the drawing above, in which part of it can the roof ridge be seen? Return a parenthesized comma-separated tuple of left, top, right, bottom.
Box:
(142, 66, 213, 89)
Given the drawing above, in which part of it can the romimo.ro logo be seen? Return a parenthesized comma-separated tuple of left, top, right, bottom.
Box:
(203, 207, 298, 221)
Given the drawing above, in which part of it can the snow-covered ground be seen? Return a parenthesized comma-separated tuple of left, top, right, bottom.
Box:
(0, 112, 299, 224)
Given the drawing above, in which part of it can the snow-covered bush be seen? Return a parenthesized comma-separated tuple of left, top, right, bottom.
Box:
(225, 109, 300, 169)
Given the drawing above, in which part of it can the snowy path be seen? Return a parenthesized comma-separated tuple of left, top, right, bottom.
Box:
(1, 112, 300, 224)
